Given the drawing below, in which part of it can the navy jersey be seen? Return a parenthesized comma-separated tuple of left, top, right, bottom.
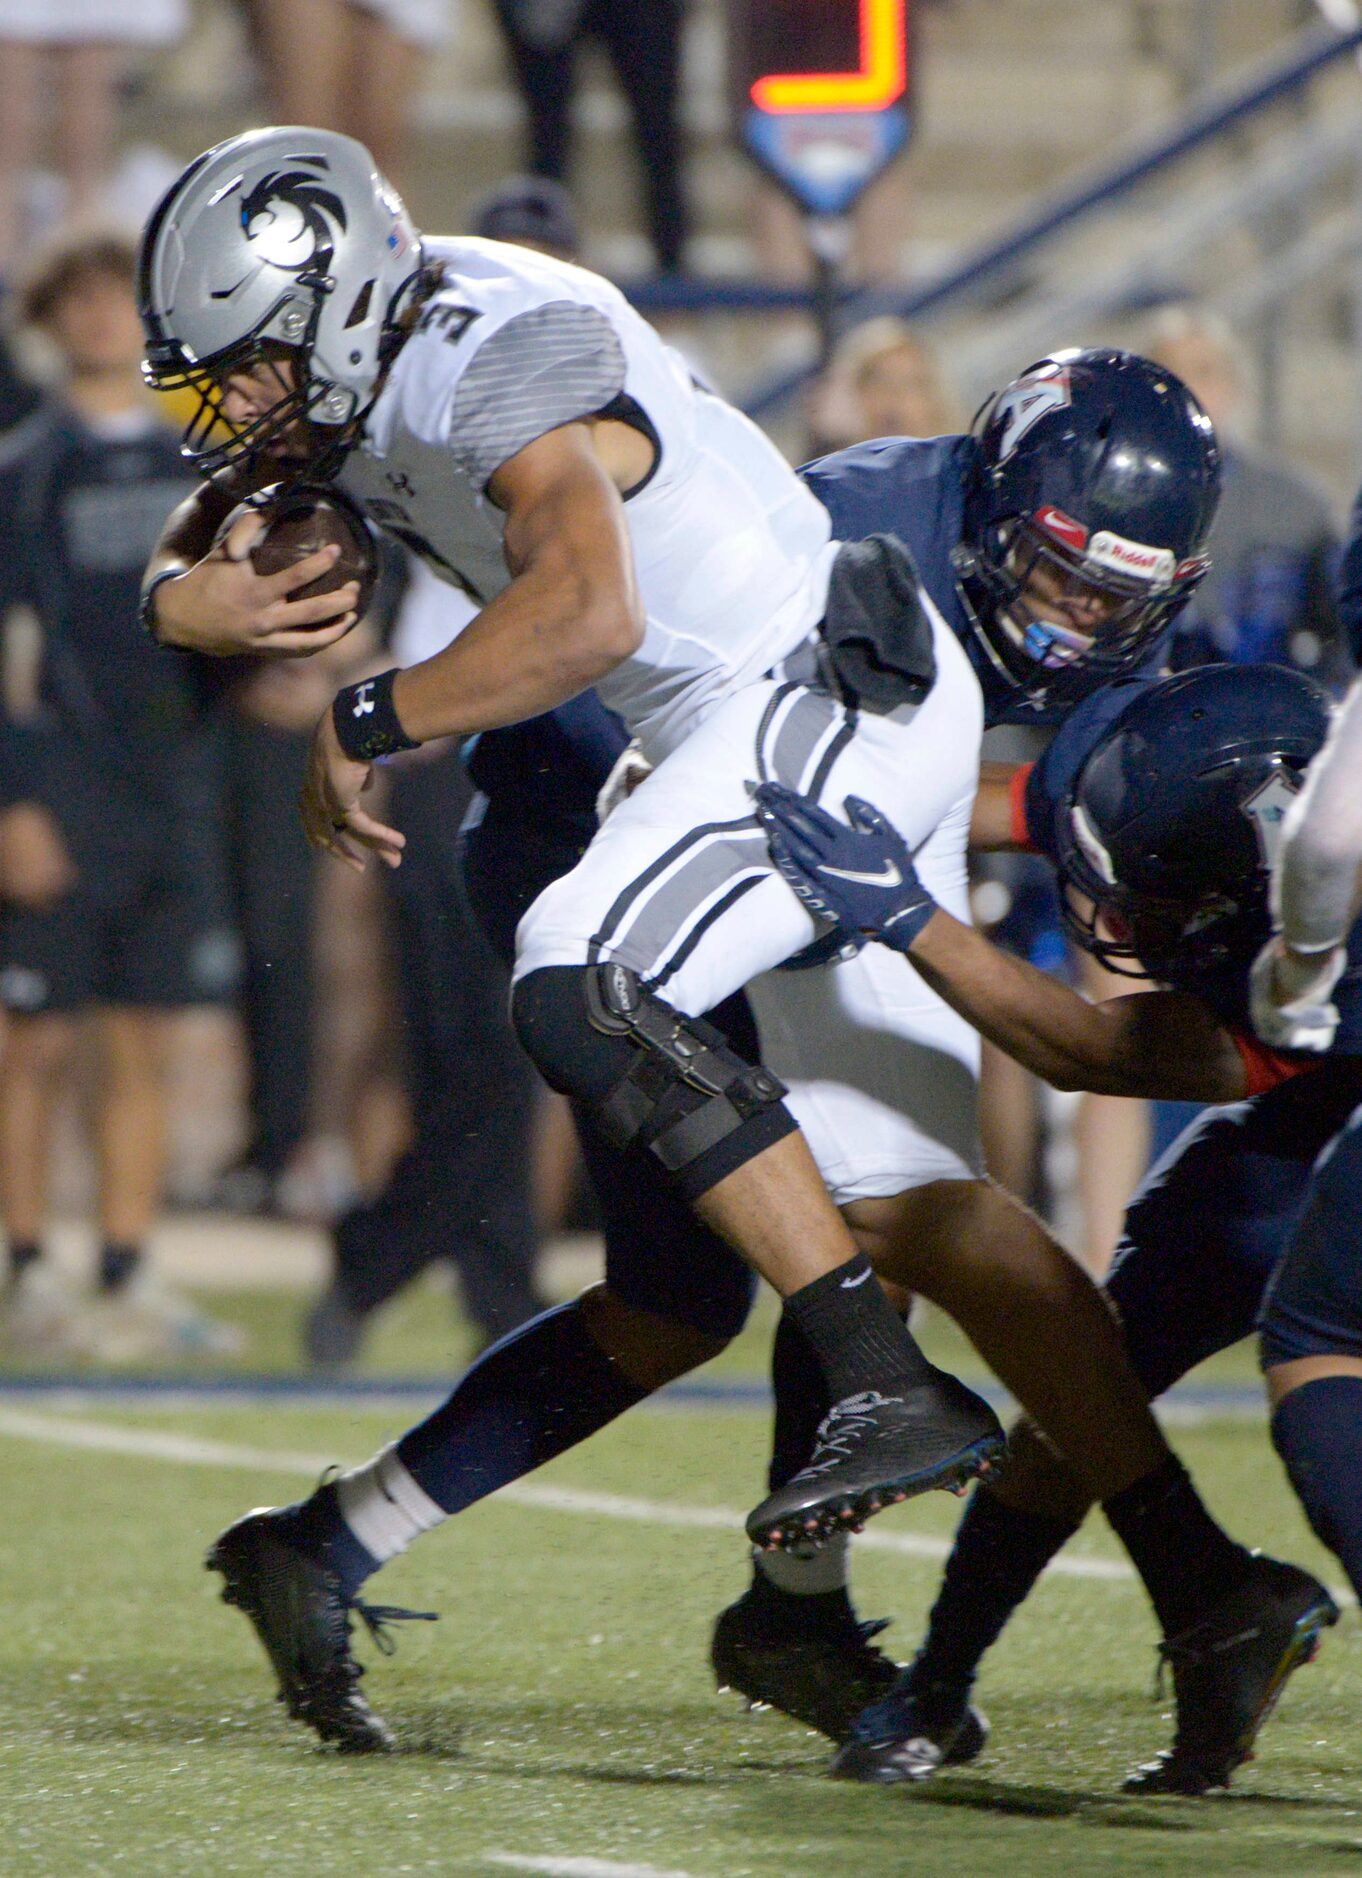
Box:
(1022, 678, 1362, 1055)
(0, 401, 224, 821)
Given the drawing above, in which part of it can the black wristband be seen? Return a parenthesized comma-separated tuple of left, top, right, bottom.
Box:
(332, 668, 420, 762)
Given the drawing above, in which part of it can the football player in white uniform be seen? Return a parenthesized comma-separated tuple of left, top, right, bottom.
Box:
(137, 127, 1010, 1543)
(136, 130, 1239, 1754)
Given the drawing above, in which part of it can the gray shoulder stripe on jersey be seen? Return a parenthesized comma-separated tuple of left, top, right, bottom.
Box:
(450, 301, 626, 490)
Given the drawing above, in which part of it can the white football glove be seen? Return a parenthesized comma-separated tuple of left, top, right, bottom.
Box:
(1248, 935, 1347, 1053)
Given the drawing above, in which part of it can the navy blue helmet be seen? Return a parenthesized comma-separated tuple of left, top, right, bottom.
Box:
(1055, 663, 1330, 980)
(957, 347, 1221, 708)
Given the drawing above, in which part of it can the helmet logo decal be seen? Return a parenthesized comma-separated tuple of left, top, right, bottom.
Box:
(1088, 530, 1175, 586)
(1034, 505, 1087, 553)
(1070, 802, 1118, 885)
(239, 170, 348, 275)
(992, 365, 1070, 461)
(1242, 769, 1301, 869)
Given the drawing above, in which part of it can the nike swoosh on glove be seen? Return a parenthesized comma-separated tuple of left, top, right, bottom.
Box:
(1248, 935, 1346, 1053)
(753, 782, 938, 954)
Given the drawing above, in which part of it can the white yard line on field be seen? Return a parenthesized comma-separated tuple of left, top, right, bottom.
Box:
(13, 1406, 1348, 1606)
(485, 1857, 697, 1878)
(0, 1404, 1137, 1583)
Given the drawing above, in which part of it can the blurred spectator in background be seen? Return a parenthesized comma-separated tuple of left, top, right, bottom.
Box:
(306, 558, 543, 1364)
(0, 228, 240, 1360)
(1149, 305, 1347, 688)
(807, 315, 959, 454)
(489, 0, 688, 272)
(0, 1, 188, 273)
(216, 621, 399, 1222)
(241, 0, 451, 189)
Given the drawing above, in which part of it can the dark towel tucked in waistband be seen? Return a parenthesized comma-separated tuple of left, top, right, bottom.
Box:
(819, 533, 937, 714)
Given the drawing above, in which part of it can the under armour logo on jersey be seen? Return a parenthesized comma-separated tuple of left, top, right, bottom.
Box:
(1242, 768, 1302, 869)
(352, 682, 376, 718)
(993, 365, 1071, 461)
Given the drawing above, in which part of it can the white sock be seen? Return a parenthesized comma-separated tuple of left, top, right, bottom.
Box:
(755, 1530, 850, 1595)
(334, 1443, 447, 1565)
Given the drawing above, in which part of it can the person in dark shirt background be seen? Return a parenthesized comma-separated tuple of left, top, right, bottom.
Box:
(0, 229, 241, 1360)
(1150, 306, 1347, 689)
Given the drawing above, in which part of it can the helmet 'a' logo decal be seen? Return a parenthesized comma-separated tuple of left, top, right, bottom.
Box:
(993, 367, 1070, 461)
(1242, 769, 1301, 869)
(240, 171, 348, 276)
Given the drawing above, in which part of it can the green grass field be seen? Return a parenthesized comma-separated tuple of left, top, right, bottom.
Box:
(2, 1283, 1360, 1878)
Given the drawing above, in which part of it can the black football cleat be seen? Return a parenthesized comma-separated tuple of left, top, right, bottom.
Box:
(207, 1506, 437, 1753)
(1122, 1554, 1338, 1795)
(830, 1677, 990, 1784)
(711, 1586, 902, 1741)
(745, 1377, 1005, 1552)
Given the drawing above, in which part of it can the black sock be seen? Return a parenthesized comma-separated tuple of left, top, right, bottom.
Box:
(1102, 1455, 1252, 1639)
(907, 1486, 1080, 1698)
(8, 1241, 40, 1281)
(782, 1253, 933, 1401)
(768, 1313, 831, 1490)
(98, 1243, 142, 1293)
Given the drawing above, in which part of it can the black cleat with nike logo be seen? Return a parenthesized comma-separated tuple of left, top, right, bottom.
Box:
(745, 1373, 1005, 1552)
(1122, 1554, 1338, 1795)
(207, 1506, 437, 1753)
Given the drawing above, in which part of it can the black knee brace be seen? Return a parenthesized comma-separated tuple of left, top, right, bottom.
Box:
(512, 964, 796, 1202)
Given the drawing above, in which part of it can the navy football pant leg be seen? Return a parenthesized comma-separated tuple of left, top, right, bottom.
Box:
(1272, 1379, 1362, 1601)
(1107, 1073, 1362, 1396)
(1259, 1101, 1362, 1368)
(1261, 1107, 1362, 1603)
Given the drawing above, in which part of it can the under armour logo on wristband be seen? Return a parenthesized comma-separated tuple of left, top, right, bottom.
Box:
(352, 683, 376, 718)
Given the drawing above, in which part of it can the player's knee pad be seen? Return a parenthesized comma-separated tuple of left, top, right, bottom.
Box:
(512, 964, 796, 1201)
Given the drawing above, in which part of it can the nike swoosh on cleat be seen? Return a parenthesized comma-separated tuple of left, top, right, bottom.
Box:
(820, 862, 903, 887)
(840, 1268, 874, 1288)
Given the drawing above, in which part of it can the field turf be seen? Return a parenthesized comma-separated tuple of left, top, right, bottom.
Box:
(1, 1281, 1359, 1877)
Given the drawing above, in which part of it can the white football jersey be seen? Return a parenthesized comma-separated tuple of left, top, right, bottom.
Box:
(338, 237, 835, 756)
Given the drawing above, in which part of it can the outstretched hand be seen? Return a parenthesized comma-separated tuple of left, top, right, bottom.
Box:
(752, 782, 938, 954)
(299, 705, 406, 872)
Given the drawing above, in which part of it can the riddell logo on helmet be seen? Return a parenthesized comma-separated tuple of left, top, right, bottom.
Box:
(1088, 531, 1175, 585)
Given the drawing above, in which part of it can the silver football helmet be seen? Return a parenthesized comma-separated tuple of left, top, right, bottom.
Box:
(139, 126, 423, 472)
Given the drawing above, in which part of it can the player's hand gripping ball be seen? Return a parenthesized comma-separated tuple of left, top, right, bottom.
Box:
(214, 483, 378, 628)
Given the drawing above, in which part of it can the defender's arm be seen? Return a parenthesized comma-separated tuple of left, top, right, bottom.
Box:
(906, 908, 1248, 1100)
